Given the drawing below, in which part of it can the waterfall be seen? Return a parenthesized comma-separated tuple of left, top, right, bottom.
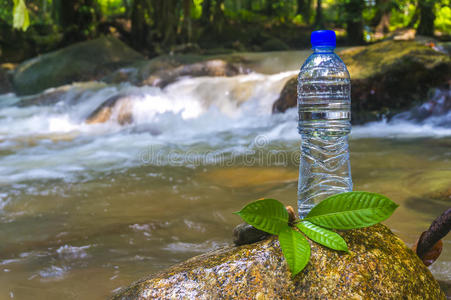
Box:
(0, 71, 450, 183)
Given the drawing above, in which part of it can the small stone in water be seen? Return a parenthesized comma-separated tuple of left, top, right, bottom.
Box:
(233, 223, 271, 246)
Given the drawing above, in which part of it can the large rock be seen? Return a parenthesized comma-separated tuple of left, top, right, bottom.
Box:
(141, 59, 243, 88)
(104, 54, 248, 88)
(17, 82, 108, 107)
(113, 224, 444, 299)
(272, 40, 451, 124)
(12, 36, 144, 95)
(103, 54, 205, 85)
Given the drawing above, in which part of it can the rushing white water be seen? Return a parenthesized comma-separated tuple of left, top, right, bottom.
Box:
(0, 71, 450, 184)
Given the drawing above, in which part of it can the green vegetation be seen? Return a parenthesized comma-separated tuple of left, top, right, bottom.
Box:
(1, 0, 450, 63)
(235, 191, 398, 276)
(12, 0, 29, 31)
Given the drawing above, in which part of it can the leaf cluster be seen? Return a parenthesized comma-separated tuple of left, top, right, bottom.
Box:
(13, 0, 30, 31)
(234, 191, 398, 277)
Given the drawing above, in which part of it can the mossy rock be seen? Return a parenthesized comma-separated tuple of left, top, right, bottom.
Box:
(12, 36, 144, 96)
(272, 40, 451, 124)
(113, 224, 444, 299)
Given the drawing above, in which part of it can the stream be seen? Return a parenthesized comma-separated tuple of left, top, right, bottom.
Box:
(0, 51, 450, 299)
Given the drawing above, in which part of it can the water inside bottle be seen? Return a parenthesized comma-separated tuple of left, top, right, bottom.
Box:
(298, 75, 351, 137)
(297, 52, 353, 218)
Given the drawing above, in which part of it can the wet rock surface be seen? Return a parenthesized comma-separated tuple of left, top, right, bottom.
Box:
(104, 54, 249, 88)
(113, 224, 444, 299)
(271, 76, 297, 114)
(272, 40, 451, 124)
(85, 94, 133, 125)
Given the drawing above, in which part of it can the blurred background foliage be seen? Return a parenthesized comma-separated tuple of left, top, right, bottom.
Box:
(1, 0, 450, 62)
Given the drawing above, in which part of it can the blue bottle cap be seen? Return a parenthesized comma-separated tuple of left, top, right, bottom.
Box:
(311, 30, 336, 48)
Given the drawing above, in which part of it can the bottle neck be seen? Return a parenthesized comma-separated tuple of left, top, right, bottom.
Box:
(312, 47, 335, 53)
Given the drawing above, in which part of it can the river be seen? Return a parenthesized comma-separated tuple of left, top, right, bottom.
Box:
(0, 51, 450, 299)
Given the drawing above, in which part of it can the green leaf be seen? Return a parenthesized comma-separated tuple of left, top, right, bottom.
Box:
(296, 220, 348, 252)
(234, 199, 288, 235)
(13, 0, 30, 31)
(278, 226, 310, 277)
(306, 191, 398, 230)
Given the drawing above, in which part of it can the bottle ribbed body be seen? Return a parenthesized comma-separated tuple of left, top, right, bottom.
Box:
(297, 48, 353, 218)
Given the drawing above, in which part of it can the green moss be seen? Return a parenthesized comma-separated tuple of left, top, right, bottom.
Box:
(340, 40, 451, 80)
(12, 36, 144, 95)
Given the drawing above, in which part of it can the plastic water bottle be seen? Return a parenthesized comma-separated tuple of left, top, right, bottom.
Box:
(297, 30, 353, 218)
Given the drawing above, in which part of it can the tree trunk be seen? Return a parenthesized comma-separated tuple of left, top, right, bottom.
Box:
(52, 0, 76, 29)
(231, 0, 240, 11)
(408, 4, 420, 28)
(314, 0, 323, 27)
(201, 0, 212, 23)
(375, 12, 391, 34)
(163, 0, 179, 47)
(375, 0, 391, 34)
(213, 0, 225, 33)
(244, 0, 252, 10)
(52, 0, 100, 43)
(417, 0, 435, 36)
(265, 0, 274, 16)
(150, 0, 179, 49)
(297, 0, 312, 23)
(347, 19, 364, 44)
(407, 5, 420, 28)
(131, 0, 147, 48)
(182, 0, 192, 42)
(345, 0, 365, 44)
(297, 0, 304, 14)
(122, 0, 131, 17)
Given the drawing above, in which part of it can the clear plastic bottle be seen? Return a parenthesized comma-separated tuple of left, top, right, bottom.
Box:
(297, 30, 353, 218)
